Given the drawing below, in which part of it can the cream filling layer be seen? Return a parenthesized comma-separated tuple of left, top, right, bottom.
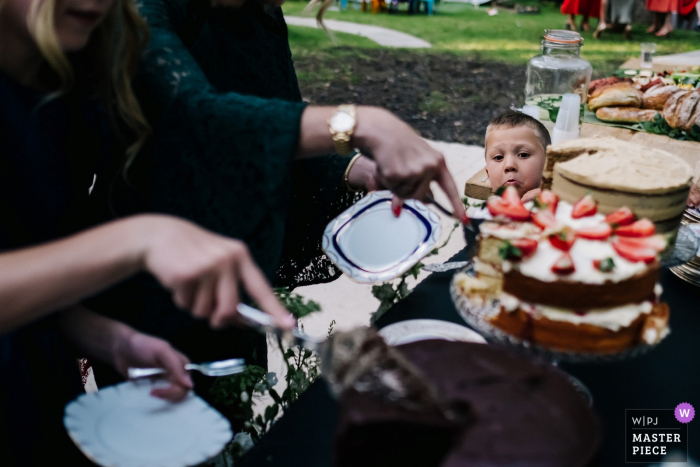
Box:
(500, 293, 653, 331)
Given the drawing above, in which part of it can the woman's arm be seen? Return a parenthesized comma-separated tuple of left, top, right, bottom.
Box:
(60, 306, 193, 401)
(138, 0, 465, 219)
(0, 215, 294, 334)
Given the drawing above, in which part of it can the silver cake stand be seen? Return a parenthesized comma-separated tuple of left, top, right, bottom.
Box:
(449, 265, 662, 365)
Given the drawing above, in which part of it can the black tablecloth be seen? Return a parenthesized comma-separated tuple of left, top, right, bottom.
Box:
(240, 248, 700, 467)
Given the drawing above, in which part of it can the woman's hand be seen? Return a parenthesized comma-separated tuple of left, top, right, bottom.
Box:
(138, 216, 295, 330)
(112, 330, 193, 402)
(59, 307, 193, 402)
(687, 183, 700, 209)
(345, 155, 383, 192)
(353, 107, 466, 222)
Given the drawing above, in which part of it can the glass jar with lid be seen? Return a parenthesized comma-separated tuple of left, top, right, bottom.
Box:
(525, 30, 592, 125)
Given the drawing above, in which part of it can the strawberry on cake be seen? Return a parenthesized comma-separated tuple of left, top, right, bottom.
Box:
(455, 187, 670, 354)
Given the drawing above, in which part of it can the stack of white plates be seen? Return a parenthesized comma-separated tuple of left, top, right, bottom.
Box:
(671, 208, 700, 286)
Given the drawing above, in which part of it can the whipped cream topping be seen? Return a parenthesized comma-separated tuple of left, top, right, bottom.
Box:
(477, 200, 654, 284)
(517, 236, 648, 284)
(500, 293, 654, 331)
(553, 202, 605, 230)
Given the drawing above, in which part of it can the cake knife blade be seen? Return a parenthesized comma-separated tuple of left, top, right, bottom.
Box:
(236, 303, 323, 351)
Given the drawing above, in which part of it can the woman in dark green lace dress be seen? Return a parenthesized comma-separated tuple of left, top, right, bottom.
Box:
(91, 0, 466, 383)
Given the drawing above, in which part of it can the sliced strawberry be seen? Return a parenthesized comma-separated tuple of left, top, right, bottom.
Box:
(571, 194, 598, 219)
(612, 239, 656, 264)
(615, 219, 655, 237)
(605, 207, 635, 227)
(617, 234, 667, 252)
(511, 238, 538, 258)
(551, 252, 575, 274)
(532, 210, 558, 230)
(548, 227, 576, 251)
(575, 223, 612, 240)
(536, 190, 559, 214)
(487, 197, 531, 221)
(501, 186, 522, 206)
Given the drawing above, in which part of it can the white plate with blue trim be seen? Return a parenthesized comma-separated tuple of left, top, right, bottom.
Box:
(322, 191, 441, 283)
(64, 379, 232, 467)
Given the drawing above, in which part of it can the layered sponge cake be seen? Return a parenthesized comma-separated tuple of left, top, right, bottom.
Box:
(456, 187, 670, 354)
(544, 137, 692, 235)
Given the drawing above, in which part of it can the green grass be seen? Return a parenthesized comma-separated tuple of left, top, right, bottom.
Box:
(283, 0, 698, 72)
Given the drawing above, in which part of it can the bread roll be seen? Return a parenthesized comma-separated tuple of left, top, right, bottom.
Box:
(663, 90, 691, 128)
(688, 104, 700, 132)
(642, 85, 682, 110)
(596, 107, 659, 123)
(677, 91, 700, 131)
(588, 83, 642, 111)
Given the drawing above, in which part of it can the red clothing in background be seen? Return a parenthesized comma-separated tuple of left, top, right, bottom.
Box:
(678, 0, 697, 15)
(561, 0, 601, 17)
(645, 0, 678, 12)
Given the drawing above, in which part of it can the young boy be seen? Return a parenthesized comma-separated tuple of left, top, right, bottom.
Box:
(484, 111, 551, 202)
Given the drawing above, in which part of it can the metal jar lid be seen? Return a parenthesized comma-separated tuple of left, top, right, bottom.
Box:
(543, 29, 584, 45)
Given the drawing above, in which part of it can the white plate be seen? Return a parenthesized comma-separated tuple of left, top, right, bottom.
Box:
(64, 380, 232, 467)
(379, 319, 487, 346)
(322, 191, 441, 283)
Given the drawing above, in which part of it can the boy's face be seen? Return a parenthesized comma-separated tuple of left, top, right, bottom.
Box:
(484, 125, 546, 198)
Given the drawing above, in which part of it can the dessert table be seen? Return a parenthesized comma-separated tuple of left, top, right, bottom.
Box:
(239, 247, 700, 467)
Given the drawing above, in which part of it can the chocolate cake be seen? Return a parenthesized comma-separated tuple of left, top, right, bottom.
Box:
(334, 340, 600, 467)
(326, 329, 471, 467)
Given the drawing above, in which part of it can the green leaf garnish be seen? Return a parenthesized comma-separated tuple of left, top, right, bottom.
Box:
(597, 257, 616, 272)
(499, 240, 522, 260)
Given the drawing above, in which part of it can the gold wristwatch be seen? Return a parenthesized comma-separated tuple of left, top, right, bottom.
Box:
(328, 104, 357, 156)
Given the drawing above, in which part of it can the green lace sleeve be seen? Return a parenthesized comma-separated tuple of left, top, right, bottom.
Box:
(136, 0, 309, 278)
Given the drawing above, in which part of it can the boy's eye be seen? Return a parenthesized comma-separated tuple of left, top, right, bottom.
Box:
(493, 155, 504, 161)
(518, 152, 530, 158)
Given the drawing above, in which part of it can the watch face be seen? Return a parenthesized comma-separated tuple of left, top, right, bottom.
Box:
(330, 111, 355, 132)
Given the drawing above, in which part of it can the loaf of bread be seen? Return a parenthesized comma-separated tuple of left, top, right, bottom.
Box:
(596, 107, 659, 123)
(663, 90, 693, 128)
(642, 85, 682, 110)
(588, 82, 642, 111)
(688, 106, 700, 131)
(588, 77, 632, 95)
(677, 91, 700, 131)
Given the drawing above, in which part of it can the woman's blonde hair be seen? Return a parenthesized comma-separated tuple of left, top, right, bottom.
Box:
(25, 0, 151, 179)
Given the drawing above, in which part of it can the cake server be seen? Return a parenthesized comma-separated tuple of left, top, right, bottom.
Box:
(425, 195, 475, 232)
(236, 303, 324, 351)
(421, 261, 471, 273)
(128, 358, 246, 379)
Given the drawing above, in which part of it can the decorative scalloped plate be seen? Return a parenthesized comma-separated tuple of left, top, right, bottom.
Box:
(64, 380, 232, 467)
(322, 190, 441, 283)
(379, 319, 487, 346)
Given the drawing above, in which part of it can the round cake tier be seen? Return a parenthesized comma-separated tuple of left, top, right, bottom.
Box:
(489, 302, 669, 354)
(503, 267, 659, 309)
(553, 170, 689, 226)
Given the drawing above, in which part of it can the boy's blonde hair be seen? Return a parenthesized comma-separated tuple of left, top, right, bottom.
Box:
(485, 111, 551, 151)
